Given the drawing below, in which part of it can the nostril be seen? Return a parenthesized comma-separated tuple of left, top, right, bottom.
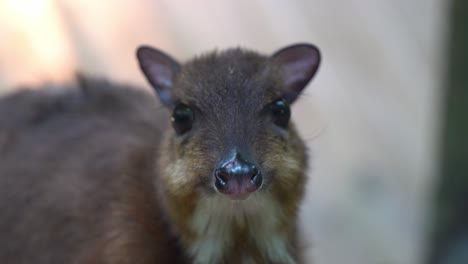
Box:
(215, 169, 228, 190)
(249, 166, 262, 190)
(217, 171, 227, 185)
(250, 166, 259, 182)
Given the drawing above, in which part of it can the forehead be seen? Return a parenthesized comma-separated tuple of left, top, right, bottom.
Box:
(173, 49, 284, 112)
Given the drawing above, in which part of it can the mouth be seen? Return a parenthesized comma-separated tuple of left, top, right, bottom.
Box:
(212, 178, 265, 201)
(225, 192, 251, 201)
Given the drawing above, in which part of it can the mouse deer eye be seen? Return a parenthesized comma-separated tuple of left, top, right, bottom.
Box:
(171, 103, 194, 135)
(270, 98, 291, 128)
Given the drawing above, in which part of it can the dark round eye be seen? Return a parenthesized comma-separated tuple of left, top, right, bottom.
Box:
(171, 103, 194, 135)
(271, 98, 290, 128)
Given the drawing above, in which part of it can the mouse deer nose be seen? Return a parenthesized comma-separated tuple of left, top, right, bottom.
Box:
(214, 153, 262, 199)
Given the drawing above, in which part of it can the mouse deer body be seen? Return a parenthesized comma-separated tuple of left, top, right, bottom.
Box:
(0, 44, 320, 264)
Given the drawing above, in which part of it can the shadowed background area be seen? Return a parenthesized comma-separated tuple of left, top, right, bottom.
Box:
(0, 0, 451, 263)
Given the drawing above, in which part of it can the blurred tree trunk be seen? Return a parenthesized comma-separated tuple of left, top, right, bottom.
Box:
(428, 0, 468, 263)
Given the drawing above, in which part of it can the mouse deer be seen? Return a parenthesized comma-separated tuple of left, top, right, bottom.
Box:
(0, 43, 320, 264)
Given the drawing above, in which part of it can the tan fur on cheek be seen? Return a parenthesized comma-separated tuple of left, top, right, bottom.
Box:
(158, 135, 214, 196)
(163, 159, 192, 194)
(157, 137, 217, 252)
(261, 132, 306, 190)
(258, 128, 307, 243)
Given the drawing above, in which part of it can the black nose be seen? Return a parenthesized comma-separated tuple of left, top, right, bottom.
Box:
(214, 153, 262, 198)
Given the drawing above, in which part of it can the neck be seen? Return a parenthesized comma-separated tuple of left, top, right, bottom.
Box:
(163, 190, 299, 264)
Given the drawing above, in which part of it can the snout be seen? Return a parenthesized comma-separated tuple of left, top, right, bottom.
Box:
(214, 153, 263, 200)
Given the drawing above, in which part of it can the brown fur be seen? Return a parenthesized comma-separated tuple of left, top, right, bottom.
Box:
(152, 48, 310, 263)
(0, 79, 186, 263)
(0, 45, 319, 263)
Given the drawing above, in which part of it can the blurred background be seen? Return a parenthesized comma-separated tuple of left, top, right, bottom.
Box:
(0, 0, 461, 263)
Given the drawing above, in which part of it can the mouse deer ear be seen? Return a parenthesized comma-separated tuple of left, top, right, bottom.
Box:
(272, 43, 321, 103)
(137, 46, 180, 108)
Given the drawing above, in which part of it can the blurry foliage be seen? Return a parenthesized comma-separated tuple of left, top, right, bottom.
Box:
(429, 0, 468, 263)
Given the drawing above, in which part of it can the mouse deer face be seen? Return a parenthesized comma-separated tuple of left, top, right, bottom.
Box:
(137, 44, 320, 201)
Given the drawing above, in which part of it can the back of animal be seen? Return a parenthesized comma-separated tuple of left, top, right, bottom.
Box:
(0, 78, 181, 263)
